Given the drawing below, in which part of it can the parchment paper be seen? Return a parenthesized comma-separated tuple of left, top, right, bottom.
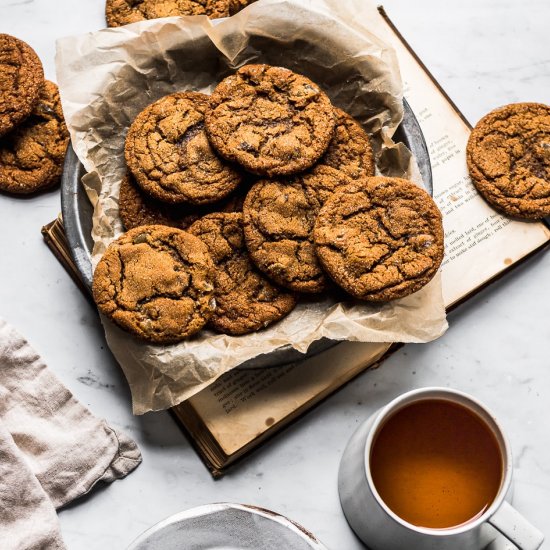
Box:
(56, 0, 447, 414)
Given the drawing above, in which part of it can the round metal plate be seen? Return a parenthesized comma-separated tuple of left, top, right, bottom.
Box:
(126, 503, 329, 550)
(61, 98, 432, 370)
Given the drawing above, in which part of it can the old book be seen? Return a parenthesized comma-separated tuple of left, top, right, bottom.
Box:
(42, 215, 92, 300)
(170, 8, 550, 475)
(43, 8, 550, 477)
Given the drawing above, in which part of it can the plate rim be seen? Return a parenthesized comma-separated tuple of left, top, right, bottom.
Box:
(125, 502, 330, 550)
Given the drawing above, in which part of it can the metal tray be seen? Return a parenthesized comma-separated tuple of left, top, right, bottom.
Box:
(61, 98, 432, 369)
(126, 503, 329, 550)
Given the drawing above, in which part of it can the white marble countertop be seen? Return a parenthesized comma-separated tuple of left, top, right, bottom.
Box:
(1, 0, 549, 548)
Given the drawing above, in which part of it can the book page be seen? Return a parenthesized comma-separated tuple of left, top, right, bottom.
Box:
(186, 342, 390, 456)
(377, 11, 550, 307)
(180, 4, 550, 460)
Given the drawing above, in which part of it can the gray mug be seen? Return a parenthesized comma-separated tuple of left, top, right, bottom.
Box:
(338, 387, 544, 550)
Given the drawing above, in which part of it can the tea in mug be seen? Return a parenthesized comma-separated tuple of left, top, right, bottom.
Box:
(370, 399, 503, 529)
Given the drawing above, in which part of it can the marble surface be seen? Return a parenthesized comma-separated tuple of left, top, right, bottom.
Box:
(1, 0, 549, 548)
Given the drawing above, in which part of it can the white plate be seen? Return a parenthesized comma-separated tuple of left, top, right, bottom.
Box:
(127, 503, 329, 550)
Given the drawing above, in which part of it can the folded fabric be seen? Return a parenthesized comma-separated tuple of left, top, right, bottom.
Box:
(0, 423, 66, 550)
(0, 317, 142, 548)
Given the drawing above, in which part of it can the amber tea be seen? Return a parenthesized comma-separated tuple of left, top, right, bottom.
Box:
(370, 398, 503, 529)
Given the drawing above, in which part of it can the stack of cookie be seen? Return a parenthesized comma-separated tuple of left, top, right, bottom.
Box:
(105, 0, 257, 27)
(0, 34, 69, 195)
(93, 64, 444, 344)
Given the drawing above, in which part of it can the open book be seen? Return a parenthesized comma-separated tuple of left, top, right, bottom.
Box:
(169, 7, 550, 475)
(44, 7, 550, 477)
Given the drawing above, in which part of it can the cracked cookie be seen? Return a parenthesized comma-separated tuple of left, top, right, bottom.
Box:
(92, 225, 216, 344)
(0, 34, 44, 137)
(119, 171, 246, 230)
(320, 108, 375, 179)
(125, 91, 242, 205)
(0, 81, 69, 194)
(105, 0, 252, 28)
(228, 0, 256, 13)
(189, 213, 297, 335)
(243, 165, 353, 293)
(205, 64, 336, 177)
(467, 103, 550, 219)
(314, 177, 444, 302)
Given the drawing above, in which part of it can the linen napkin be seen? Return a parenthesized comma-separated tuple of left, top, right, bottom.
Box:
(0, 317, 142, 548)
(0, 423, 65, 549)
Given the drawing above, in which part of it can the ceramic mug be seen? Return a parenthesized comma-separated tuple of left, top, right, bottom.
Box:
(338, 387, 544, 550)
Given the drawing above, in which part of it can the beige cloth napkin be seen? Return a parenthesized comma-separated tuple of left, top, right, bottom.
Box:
(0, 317, 142, 549)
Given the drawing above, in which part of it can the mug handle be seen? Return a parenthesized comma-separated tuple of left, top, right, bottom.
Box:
(488, 501, 544, 550)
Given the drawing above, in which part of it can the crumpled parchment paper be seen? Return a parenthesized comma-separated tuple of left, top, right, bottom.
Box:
(56, 0, 447, 414)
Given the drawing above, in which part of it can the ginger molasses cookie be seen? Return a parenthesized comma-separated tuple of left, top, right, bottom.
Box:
(314, 177, 444, 302)
(106, 0, 236, 27)
(119, 171, 246, 231)
(125, 91, 242, 205)
(243, 165, 353, 293)
(228, 0, 256, 13)
(467, 103, 550, 219)
(206, 64, 336, 177)
(0, 34, 44, 137)
(189, 213, 296, 335)
(92, 225, 216, 344)
(119, 172, 201, 230)
(320, 108, 375, 179)
(0, 81, 69, 194)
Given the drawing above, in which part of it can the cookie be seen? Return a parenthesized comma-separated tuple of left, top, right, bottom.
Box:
(206, 64, 336, 177)
(314, 177, 444, 302)
(228, 0, 256, 13)
(0, 34, 44, 137)
(467, 103, 550, 219)
(320, 108, 375, 179)
(243, 165, 353, 293)
(118, 171, 246, 231)
(106, 0, 233, 27)
(125, 92, 242, 205)
(0, 81, 69, 195)
(92, 225, 216, 344)
(189, 213, 296, 335)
